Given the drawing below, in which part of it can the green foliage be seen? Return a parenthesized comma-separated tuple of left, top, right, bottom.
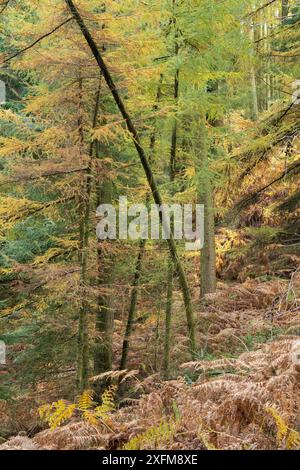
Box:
(3, 217, 60, 263)
(245, 226, 281, 246)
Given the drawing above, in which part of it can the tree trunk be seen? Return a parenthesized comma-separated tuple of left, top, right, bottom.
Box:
(198, 118, 216, 299)
(163, 39, 179, 379)
(250, 23, 259, 120)
(282, 0, 289, 23)
(200, 183, 216, 298)
(77, 78, 102, 393)
(119, 238, 146, 370)
(76, 76, 87, 393)
(94, 175, 114, 377)
(163, 260, 173, 379)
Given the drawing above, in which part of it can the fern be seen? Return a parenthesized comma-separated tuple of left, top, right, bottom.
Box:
(267, 407, 300, 449)
(39, 386, 117, 430)
(78, 390, 94, 411)
(94, 385, 117, 418)
(198, 428, 218, 450)
(123, 419, 176, 450)
(39, 401, 76, 431)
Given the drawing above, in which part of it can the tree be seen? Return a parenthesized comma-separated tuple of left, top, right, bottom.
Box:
(65, 0, 196, 359)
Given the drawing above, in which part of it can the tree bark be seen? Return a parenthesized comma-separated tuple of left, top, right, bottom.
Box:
(94, 175, 114, 378)
(77, 78, 102, 393)
(119, 238, 146, 371)
(163, 259, 173, 379)
(250, 23, 259, 120)
(200, 183, 217, 298)
(65, 0, 196, 358)
(163, 33, 179, 378)
(198, 118, 216, 299)
(282, 0, 289, 23)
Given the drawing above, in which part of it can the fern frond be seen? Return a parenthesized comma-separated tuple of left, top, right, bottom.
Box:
(78, 390, 95, 411)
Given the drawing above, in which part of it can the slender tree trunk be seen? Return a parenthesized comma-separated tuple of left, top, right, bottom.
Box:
(76, 76, 87, 393)
(65, 0, 196, 358)
(250, 23, 259, 121)
(163, 36, 179, 379)
(198, 117, 216, 299)
(77, 78, 102, 393)
(264, 12, 271, 110)
(119, 238, 146, 370)
(94, 174, 114, 377)
(154, 298, 162, 372)
(200, 183, 216, 298)
(282, 0, 289, 24)
(163, 260, 173, 379)
(250, 66, 259, 120)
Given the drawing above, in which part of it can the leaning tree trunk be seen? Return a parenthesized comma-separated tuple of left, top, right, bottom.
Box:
(119, 78, 163, 370)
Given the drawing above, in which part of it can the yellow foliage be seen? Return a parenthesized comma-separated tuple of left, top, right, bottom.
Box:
(96, 385, 117, 416)
(39, 401, 76, 431)
(0, 137, 28, 158)
(78, 389, 95, 411)
(184, 166, 196, 179)
(39, 386, 117, 431)
(0, 196, 42, 230)
(123, 419, 176, 450)
(267, 407, 300, 450)
(198, 429, 218, 450)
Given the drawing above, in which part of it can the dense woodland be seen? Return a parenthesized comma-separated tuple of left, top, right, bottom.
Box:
(0, 0, 300, 451)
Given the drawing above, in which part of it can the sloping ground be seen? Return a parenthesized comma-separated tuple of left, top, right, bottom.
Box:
(1, 275, 300, 451)
(120, 273, 300, 372)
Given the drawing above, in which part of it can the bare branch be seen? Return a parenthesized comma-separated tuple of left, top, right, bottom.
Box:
(0, 17, 74, 65)
(245, 0, 278, 18)
(235, 160, 300, 211)
(0, 166, 88, 186)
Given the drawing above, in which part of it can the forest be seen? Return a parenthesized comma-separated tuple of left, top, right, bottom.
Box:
(0, 0, 300, 452)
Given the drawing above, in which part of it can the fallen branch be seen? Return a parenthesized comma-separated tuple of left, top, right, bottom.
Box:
(234, 159, 300, 211)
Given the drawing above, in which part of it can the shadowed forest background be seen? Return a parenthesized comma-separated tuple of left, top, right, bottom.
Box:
(1, 0, 300, 451)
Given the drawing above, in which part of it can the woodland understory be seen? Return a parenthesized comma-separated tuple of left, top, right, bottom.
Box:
(1, 0, 300, 451)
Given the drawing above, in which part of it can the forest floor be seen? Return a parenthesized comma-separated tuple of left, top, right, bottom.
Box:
(1, 272, 300, 450)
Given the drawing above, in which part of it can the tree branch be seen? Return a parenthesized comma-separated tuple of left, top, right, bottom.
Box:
(245, 0, 278, 18)
(235, 160, 300, 211)
(0, 166, 88, 186)
(0, 0, 10, 15)
(0, 17, 74, 65)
